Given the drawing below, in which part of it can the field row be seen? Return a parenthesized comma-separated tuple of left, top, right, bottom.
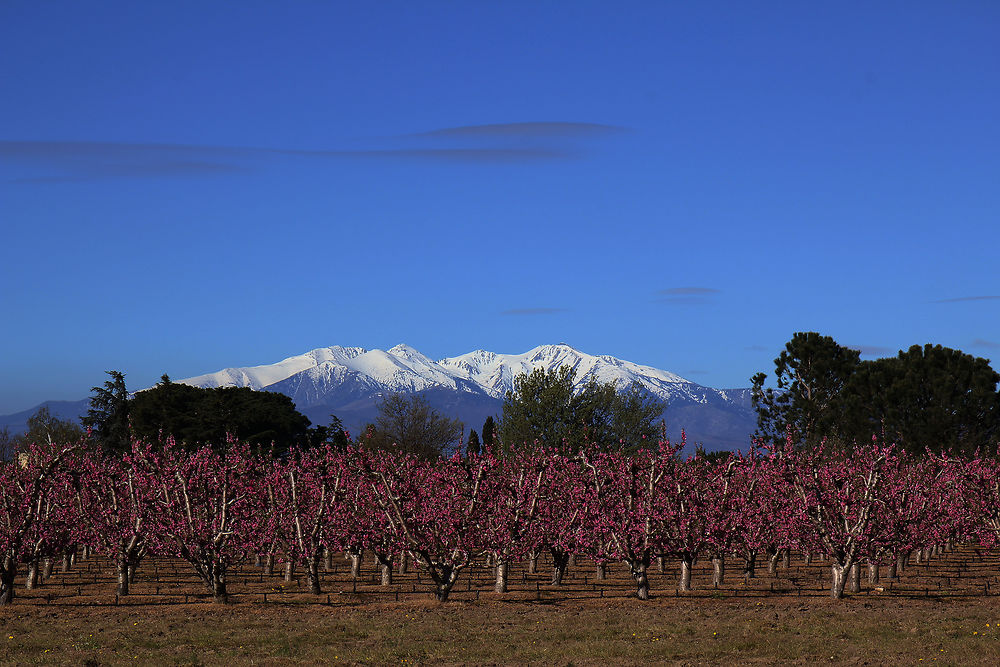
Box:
(9, 545, 1000, 607)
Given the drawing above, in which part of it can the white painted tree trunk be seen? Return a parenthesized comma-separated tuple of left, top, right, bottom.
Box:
(712, 557, 725, 588)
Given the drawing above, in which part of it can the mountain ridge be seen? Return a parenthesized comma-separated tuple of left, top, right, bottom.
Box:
(2, 344, 758, 451)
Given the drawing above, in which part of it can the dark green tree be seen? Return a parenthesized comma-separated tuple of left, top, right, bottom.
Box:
(0, 426, 16, 461)
(130, 378, 312, 455)
(498, 365, 665, 454)
(841, 344, 1000, 455)
(481, 416, 496, 449)
(751, 332, 860, 448)
(363, 393, 464, 459)
(325, 415, 353, 449)
(466, 429, 481, 457)
(83, 370, 131, 455)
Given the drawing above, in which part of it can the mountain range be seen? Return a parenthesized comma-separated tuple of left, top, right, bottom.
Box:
(1, 343, 758, 451)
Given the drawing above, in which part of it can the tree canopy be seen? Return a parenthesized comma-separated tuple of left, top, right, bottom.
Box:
(498, 365, 665, 453)
(360, 393, 464, 459)
(752, 333, 1000, 454)
(82, 370, 131, 454)
(129, 375, 314, 455)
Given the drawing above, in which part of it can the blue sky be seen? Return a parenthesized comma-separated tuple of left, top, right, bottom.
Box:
(1, 1, 998, 414)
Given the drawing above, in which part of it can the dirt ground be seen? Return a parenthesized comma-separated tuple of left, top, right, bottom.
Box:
(3, 547, 1000, 664)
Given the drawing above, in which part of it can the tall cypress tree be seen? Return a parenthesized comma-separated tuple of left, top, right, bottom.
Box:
(466, 429, 481, 457)
(481, 416, 496, 449)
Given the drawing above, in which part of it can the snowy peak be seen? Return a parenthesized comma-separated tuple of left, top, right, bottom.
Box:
(178, 342, 715, 411)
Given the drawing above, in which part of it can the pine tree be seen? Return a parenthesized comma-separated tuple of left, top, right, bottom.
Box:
(751, 332, 860, 448)
(82, 370, 131, 455)
(466, 429, 481, 457)
(481, 416, 496, 449)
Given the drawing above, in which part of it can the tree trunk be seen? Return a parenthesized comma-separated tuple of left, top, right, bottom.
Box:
(350, 551, 362, 579)
(782, 548, 791, 569)
(804, 552, 813, 566)
(596, 563, 606, 581)
(712, 556, 725, 588)
(307, 556, 322, 595)
(284, 560, 295, 583)
(830, 563, 849, 599)
(265, 552, 275, 576)
(887, 554, 899, 580)
(847, 563, 861, 594)
(434, 567, 458, 602)
(25, 559, 39, 590)
(117, 558, 130, 596)
(527, 550, 538, 575)
(61, 550, 73, 573)
(399, 550, 409, 574)
(657, 555, 665, 573)
(678, 556, 694, 592)
(767, 549, 779, 575)
(494, 558, 509, 593)
(867, 561, 880, 585)
(212, 571, 228, 604)
(254, 553, 263, 568)
(551, 550, 569, 586)
(381, 562, 393, 587)
(630, 558, 651, 600)
(0, 557, 16, 605)
(42, 558, 54, 580)
(324, 548, 334, 572)
(743, 550, 757, 581)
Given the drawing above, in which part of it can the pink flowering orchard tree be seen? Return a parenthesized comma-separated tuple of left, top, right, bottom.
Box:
(365, 450, 491, 601)
(661, 453, 742, 591)
(152, 442, 265, 603)
(956, 449, 1000, 555)
(730, 450, 799, 581)
(22, 469, 79, 590)
(581, 439, 683, 600)
(530, 450, 595, 587)
(781, 437, 891, 599)
(266, 445, 352, 594)
(0, 441, 80, 605)
(74, 442, 162, 596)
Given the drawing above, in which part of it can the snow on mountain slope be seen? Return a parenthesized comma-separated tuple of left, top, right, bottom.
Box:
(438, 343, 697, 400)
(178, 342, 738, 410)
(182, 346, 367, 390)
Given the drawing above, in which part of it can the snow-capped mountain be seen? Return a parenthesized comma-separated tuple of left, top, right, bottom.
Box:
(177, 343, 757, 451)
(0, 343, 757, 451)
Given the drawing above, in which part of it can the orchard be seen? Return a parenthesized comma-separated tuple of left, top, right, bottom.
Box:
(2, 432, 999, 607)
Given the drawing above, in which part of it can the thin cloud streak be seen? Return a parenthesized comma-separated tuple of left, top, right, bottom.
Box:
(1, 140, 581, 182)
(411, 122, 626, 139)
(931, 295, 1000, 303)
(658, 287, 721, 296)
(973, 338, 1000, 349)
(12, 161, 249, 183)
(501, 308, 569, 316)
